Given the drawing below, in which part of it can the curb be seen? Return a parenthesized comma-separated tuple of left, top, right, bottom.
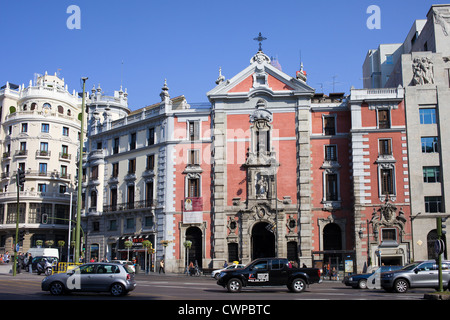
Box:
(424, 292, 450, 300)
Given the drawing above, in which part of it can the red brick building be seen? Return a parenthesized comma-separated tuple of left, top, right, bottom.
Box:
(81, 49, 411, 275)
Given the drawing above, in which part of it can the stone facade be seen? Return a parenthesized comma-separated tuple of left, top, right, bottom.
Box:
(367, 4, 450, 261)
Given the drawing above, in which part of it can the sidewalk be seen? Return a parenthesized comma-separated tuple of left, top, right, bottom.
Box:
(0, 264, 12, 274)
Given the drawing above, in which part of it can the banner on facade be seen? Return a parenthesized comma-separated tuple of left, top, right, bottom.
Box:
(183, 211, 203, 224)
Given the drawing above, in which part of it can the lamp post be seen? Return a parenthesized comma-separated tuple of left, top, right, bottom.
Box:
(75, 77, 88, 263)
(65, 192, 73, 263)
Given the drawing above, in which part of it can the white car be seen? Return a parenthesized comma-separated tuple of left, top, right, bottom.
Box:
(211, 264, 245, 279)
(111, 260, 136, 273)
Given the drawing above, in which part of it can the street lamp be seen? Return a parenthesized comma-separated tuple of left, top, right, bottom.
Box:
(64, 192, 73, 263)
(75, 77, 88, 263)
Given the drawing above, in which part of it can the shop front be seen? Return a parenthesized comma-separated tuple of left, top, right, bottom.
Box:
(117, 234, 155, 272)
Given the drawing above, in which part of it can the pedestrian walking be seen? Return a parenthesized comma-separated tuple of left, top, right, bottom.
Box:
(159, 259, 165, 274)
(188, 261, 194, 276)
(26, 253, 33, 273)
(4, 252, 10, 264)
(17, 252, 25, 273)
(331, 267, 337, 281)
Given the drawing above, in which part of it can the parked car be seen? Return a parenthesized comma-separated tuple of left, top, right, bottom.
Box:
(380, 260, 450, 293)
(344, 265, 403, 289)
(110, 260, 136, 273)
(211, 264, 246, 279)
(41, 262, 136, 296)
(217, 258, 322, 293)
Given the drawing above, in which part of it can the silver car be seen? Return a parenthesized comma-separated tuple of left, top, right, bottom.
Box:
(211, 264, 246, 279)
(41, 262, 136, 296)
(380, 260, 450, 293)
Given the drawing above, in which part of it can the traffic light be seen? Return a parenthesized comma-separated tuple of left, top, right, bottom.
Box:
(442, 217, 447, 235)
(18, 230, 25, 243)
(42, 213, 48, 224)
(17, 168, 25, 187)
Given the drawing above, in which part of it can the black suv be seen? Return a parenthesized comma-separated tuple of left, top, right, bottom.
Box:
(217, 258, 322, 293)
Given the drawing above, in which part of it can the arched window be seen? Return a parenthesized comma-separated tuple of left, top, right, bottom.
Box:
(57, 105, 64, 114)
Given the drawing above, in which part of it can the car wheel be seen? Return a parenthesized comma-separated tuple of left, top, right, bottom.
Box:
(227, 278, 242, 293)
(358, 279, 368, 289)
(49, 282, 65, 296)
(214, 273, 220, 280)
(110, 283, 126, 296)
(290, 278, 307, 293)
(393, 279, 409, 293)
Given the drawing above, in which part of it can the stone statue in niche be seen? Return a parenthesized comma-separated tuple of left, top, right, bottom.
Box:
(411, 57, 434, 86)
(255, 173, 268, 199)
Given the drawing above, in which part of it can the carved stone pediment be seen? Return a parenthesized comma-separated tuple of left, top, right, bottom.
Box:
(370, 196, 407, 237)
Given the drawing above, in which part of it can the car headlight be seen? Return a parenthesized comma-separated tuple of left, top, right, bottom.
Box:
(383, 273, 393, 278)
(219, 272, 226, 278)
(349, 277, 353, 281)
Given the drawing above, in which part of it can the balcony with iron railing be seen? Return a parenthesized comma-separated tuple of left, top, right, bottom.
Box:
(10, 170, 71, 181)
(36, 150, 51, 158)
(103, 199, 156, 213)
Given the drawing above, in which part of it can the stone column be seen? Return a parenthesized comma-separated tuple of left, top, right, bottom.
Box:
(296, 106, 313, 267)
(211, 111, 228, 268)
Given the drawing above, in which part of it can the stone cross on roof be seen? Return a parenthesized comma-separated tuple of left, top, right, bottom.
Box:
(253, 32, 267, 52)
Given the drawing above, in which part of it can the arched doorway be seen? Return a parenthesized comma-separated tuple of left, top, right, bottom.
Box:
(251, 222, 275, 260)
(186, 227, 203, 268)
(323, 223, 342, 276)
(323, 223, 342, 251)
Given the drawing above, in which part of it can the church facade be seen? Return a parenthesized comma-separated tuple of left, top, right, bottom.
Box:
(80, 48, 413, 274)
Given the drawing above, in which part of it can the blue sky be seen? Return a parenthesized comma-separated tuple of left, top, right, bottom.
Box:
(0, 0, 446, 110)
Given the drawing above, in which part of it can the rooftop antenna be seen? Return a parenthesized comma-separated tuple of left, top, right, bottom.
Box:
(316, 83, 324, 93)
(299, 50, 302, 69)
(121, 60, 124, 87)
(332, 75, 338, 92)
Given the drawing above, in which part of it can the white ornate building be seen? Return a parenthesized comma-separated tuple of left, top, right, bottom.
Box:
(0, 73, 83, 259)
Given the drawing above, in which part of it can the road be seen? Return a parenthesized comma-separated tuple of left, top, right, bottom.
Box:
(0, 271, 435, 301)
(0, 271, 437, 318)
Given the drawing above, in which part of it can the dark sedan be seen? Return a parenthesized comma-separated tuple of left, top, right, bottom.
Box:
(41, 262, 136, 296)
(344, 265, 403, 289)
